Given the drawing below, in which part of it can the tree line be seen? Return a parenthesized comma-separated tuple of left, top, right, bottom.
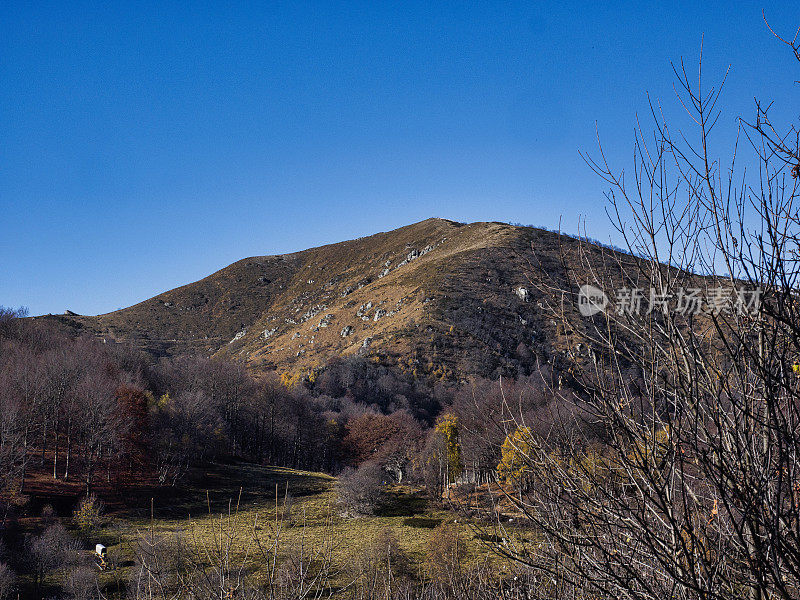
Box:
(2, 306, 573, 504)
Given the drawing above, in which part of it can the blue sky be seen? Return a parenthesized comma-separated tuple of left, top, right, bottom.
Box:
(1, 1, 797, 316)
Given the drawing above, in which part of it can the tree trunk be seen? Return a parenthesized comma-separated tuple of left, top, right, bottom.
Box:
(19, 424, 29, 494)
(52, 430, 59, 479)
(64, 417, 72, 480)
(40, 416, 48, 467)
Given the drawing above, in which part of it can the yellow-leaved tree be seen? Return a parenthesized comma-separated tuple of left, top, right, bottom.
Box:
(497, 426, 534, 495)
(434, 414, 462, 486)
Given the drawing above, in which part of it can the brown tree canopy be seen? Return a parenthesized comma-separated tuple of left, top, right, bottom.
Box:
(342, 411, 422, 474)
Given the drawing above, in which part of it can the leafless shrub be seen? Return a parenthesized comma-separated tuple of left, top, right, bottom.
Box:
(424, 524, 465, 586)
(337, 461, 386, 516)
(349, 527, 414, 597)
(0, 563, 15, 600)
(128, 527, 188, 600)
(27, 522, 81, 591)
(63, 564, 98, 600)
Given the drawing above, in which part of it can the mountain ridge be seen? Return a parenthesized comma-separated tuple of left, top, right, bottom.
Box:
(43, 218, 601, 381)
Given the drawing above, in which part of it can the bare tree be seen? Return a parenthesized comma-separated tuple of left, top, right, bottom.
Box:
(0, 306, 27, 344)
(149, 389, 221, 486)
(487, 22, 800, 600)
(76, 372, 126, 495)
(39, 345, 82, 478)
(0, 388, 26, 498)
(0, 344, 43, 495)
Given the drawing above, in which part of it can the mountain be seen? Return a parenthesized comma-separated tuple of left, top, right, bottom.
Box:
(44, 218, 606, 381)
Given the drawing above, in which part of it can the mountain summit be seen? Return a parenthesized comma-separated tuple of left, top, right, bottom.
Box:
(50, 219, 589, 380)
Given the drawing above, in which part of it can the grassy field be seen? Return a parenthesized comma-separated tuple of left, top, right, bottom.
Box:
(86, 462, 512, 594)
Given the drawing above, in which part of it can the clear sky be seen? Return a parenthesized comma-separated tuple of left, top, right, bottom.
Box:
(1, 1, 797, 316)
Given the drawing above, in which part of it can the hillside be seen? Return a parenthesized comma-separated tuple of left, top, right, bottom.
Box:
(44, 218, 618, 380)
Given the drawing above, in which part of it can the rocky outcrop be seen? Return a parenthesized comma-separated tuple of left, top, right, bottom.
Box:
(230, 329, 247, 344)
(358, 336, 373, 355)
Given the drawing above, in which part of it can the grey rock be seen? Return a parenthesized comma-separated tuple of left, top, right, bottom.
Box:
(229, 329, 247, 344)
(358, 336, 373, 355)
(299, 304, 326, 323)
